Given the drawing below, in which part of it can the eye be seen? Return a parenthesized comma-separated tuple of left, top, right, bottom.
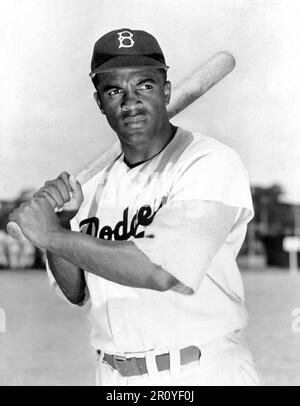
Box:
(108, 88, 123, 96)
(139, 83, 153, 90)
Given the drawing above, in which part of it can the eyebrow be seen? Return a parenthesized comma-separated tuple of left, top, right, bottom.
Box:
(137, 78, 156, 85)
(101, 77, 157, 92)
(102, 84, 121, 93)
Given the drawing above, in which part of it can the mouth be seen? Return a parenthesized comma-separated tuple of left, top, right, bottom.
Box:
(123, 114, 147, 128)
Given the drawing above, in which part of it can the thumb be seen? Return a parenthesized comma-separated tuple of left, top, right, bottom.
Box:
(69, 174, 83, 201)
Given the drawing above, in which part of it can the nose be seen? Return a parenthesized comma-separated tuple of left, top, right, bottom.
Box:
(121, 89, 142, 111)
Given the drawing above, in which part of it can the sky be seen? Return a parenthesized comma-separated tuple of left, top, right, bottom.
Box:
(1, 0, 300, 202)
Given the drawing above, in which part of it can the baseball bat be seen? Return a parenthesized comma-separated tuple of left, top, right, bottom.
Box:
(7, 51, 236, 241)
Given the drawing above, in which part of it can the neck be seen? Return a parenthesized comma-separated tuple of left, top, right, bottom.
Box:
(120, 122, 176, 165)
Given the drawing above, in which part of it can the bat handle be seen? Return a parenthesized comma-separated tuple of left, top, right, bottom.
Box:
(7, 221, 25, 241)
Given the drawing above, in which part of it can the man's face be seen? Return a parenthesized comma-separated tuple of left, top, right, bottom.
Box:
(94, 67, 171, 146)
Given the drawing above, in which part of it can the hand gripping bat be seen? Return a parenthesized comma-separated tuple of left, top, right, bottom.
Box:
(7, 51, 236, 241)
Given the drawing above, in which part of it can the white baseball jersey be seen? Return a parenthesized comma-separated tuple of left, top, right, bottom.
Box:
(47, 126, 254, 355)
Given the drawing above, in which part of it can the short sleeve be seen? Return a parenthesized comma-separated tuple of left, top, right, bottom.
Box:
(133, 146, 253, 294)
(169, 148, 253, 222)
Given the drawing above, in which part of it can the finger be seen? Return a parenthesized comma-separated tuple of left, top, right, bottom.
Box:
(33, 190, 57, 209)
(8, 203, 25, 222)
(44, 175, 73, 201)
(8, 212, 16, 222)
(54, 179, 71, 202)
(69, 175, 83, 202)
(58, 172, 72, 193)
(41, 183, 66, 208)
(46, 178, 70, 202)
(69, 174, 78, 192)
(32, 195, 54, 209)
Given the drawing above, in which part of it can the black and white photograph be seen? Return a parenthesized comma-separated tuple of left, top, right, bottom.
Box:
(0, 0, 299, 387)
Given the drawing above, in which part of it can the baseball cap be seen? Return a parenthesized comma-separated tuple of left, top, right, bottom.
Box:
(90, 28, 169, 78)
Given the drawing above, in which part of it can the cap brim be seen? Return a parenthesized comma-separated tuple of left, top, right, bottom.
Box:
(90, 55, 168, 77)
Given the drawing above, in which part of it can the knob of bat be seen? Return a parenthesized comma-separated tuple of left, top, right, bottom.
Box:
(6, 222, 25, 241)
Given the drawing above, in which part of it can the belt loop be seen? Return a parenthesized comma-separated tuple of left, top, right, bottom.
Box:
(169, 347, 181, 376)
(145, 351, 160, 378)
(97, 350, 110, 371)
(96, 350, 103, 363)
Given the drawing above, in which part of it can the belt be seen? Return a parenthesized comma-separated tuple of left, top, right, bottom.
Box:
(97, 345, 201, 377)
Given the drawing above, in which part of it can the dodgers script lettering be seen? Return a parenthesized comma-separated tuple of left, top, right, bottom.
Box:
(79, 203, 162, 241)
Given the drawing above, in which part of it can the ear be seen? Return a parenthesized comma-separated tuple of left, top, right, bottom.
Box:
(164, 81, 171, 105)
(93, 92, 105, 114)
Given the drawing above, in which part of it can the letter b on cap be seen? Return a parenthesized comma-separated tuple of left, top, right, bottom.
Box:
(118, 31, 135, 48)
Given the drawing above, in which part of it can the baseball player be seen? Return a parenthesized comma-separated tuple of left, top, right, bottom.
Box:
(9, 28, 259, 386)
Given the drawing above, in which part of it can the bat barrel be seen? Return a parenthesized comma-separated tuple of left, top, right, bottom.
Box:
(167, 51, 236, 118)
